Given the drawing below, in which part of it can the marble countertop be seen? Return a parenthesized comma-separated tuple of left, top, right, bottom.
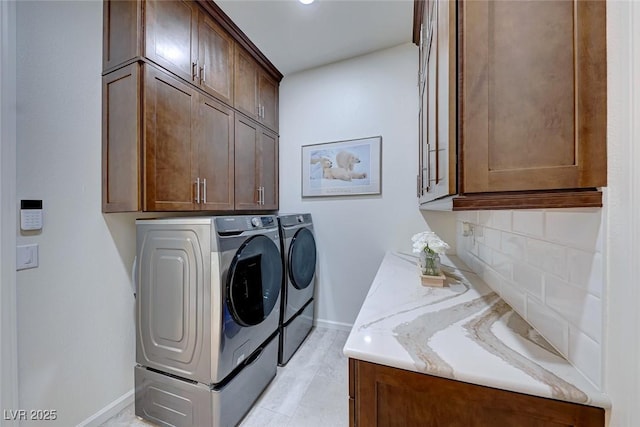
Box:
(343, 251, 610, 409)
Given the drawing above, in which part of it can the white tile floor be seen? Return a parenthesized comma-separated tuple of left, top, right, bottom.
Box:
(100, 327, 350, 427)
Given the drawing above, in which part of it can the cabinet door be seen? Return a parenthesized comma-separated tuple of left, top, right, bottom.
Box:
(259, 129, 278, 210)
(234, 115, 260, 210)
(196, 94, 235, 211)
(145, 0, 199, 85)
(102, 63, 141, 212)
(418, 0, 456, 205)
(352, 359, 604, 427)
(234, 48, 259, 120)
(462, 0, 606, 193)
(143, 65, 197, 211)
(102, 0, 142, 73)
(259, 72, 278, 132)
(198, 13, 234, 104)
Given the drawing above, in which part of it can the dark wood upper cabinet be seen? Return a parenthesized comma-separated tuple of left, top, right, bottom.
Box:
(145, 0, 199, 85)
(102, 63, 141, 212)
(461, 0, 607, 194)
(235, 47, 279, 132)
(103, 0, 142, 72)
(414, 0, 607, 211)
(102, 0, 282, 213)
(143, 65, 199, 212)
(198, 13, 235, 104)
(234, 115, 279, 210)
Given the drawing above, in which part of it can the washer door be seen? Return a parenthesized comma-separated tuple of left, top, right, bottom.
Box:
(288, 228, 317, 290)
(227, 235, 282, 327)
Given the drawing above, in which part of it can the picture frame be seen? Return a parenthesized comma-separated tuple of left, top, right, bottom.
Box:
(301, 136, 382, 197)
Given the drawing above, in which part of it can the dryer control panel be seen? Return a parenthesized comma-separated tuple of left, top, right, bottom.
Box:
(215, 215, 277, 233)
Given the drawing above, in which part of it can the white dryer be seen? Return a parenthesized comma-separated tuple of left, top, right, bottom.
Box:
(134, 215, 282, 427)
(277, 213, 317, 365)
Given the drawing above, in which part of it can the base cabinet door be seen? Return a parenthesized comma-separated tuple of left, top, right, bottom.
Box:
(350, 359, 604, 427)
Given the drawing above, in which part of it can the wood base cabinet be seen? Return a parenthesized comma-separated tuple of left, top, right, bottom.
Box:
(103, 63, 234, 212)
(349, 359, 604, 427)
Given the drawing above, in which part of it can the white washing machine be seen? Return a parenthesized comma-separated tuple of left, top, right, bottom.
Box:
(277, 213, 317, 365)
(134, 215, 282, 427)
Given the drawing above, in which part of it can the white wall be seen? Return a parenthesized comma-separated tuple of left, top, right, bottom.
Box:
(604, 1, 640, 426)
(1, 0, 19, 422)
(16, 2, 137, 425)
(279, 43, 455, 327)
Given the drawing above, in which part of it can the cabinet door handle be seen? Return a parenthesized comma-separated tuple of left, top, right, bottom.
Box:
(422, 167, 430, 192)
(192, 62, 198, 81)
(258, 186, 264, 205)
(202, 178, 207, 204)
(195, 177, 201, 203)
(200, 64, 206, 84)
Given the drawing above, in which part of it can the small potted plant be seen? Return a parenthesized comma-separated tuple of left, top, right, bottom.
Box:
(411, 231, 450, 286)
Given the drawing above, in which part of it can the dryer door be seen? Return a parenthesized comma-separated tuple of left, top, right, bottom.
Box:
(288, 228, 317, 290)
(227, 235, 282, 326)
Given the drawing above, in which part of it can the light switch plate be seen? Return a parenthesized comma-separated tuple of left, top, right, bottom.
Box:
(16, 244, 38, 270)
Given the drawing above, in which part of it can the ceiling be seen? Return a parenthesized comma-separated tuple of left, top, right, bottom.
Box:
(215, 0, 415, 76)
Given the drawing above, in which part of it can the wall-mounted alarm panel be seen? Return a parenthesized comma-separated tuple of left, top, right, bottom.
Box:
(20, 200, 43, 231)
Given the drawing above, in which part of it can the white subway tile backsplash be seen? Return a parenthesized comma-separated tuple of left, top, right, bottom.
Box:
(500, 280, 526, 316)
(526, 297, 569, 356)
(478, 243, 492, 265)
(455, 209, 605, 387)
(481, 266, 503, 293)
(483, 227, 502, 250)
(545, 210, 604, 251)
(512, 262, 543, 299)
(545, 276, 602, 343)
(567, 249, 603, 297)
(568, 327, 602, 389)
(502, 232, 526, 259)
(490, 211, 513, 231)
(491, 251, 513, 280)
(513, 210, 545, 238)
(478, 211, 492, 226)
(526, 239, 568, 280)
(457, 211, 478, 223)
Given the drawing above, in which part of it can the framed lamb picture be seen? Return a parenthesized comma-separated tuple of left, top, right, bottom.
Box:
(301, 136, 382, 197)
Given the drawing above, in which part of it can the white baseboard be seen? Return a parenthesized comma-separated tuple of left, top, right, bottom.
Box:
(314, 318, 353, 332)
(77, 388, 134, 427)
